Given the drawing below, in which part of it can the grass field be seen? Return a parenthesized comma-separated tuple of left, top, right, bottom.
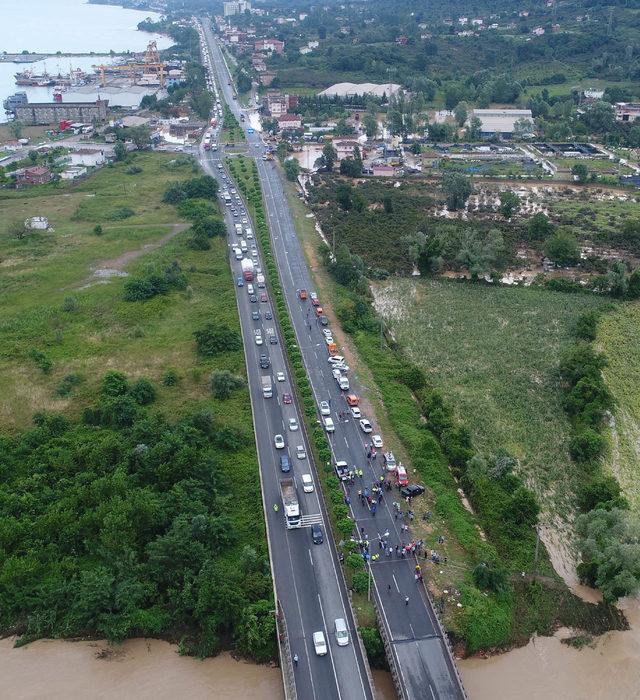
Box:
(0, 152, 245, 431)
(598, 302, 640, 510)
(373, 278, 612, 516)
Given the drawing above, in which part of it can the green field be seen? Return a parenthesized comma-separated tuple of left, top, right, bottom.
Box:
(598, 302, 640, 510)
(374, 278, 611, 515)
(0, 153, 242, 430)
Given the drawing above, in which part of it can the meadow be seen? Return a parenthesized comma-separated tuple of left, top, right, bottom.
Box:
(373, 278, 612, 516)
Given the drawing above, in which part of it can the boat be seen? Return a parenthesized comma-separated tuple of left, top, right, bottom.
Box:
(3, 91, 28, 113)
(15, 69, 54, 86)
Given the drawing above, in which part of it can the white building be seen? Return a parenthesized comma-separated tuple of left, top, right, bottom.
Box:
(70, 148, 106, 167)
(61, 166, 88, 180)
(24, 216, 49, 230)
(318, 82, 402, 99)
(472, 109, 534, 138)
(223, 1, 251, 17)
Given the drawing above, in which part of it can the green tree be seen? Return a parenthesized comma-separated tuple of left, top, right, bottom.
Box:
(499, 190, 520, 219)
(114, 142, 127, 162)
(283, 158, 300, 181)
(28, 150, 38, 164)
(322, 142, 337, 171)
(209, 370, 245, 399)
(129, 377, 157, 405)
(472, 562, 509, 594)
(571, 162, 589, 183)
(465, 116, 482, 141)
(102, 370, 129, 397)
(236, 71, 252, 93)
(8, 120, 23, 140)
(442, 172, 473, 211)
(336, 183, 353, 211)
(569, 428, 607, 462)
(544, 230, 580, 266)
(8, 220, 27, 240)
(194, 324, 242, 357)
(454, 101, 468, 127)
(363, 113, 377, 138)
(528, 212, 554, 240)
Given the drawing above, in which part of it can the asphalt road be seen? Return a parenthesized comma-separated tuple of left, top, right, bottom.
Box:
(196, 24, 374, 700)
(199, 19, 466, 700)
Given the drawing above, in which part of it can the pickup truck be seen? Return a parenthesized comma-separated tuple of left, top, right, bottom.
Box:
(261, 374, 272, 398)
(334, 460, 350, 481)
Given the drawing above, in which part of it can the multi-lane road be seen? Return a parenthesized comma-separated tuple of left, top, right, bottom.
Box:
(197, 18, 466, 700)
(196, 23, 374, 700)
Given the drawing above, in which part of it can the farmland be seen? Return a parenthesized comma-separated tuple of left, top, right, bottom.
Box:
(598, 302, 640, 510)
(373, 278, 612, 516)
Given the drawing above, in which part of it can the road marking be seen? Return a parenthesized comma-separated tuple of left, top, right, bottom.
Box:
(429, 684, 437, 700)
(392, 574, 400, 592)
(344, 437, 350, 449)
(308, 549, 314, 567)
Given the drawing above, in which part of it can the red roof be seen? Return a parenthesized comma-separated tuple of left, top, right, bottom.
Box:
(278, 113, 301, 122)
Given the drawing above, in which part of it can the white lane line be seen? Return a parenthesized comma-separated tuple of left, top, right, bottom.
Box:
(344, 437, 350, 450)
(429, 684, 437, 700)
(392, 574, 400, 592)
(308, 549, 314, 567)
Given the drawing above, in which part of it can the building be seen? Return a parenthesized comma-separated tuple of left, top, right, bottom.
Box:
(17, 166, 52, 186)
(615, 103, 640, 123)
(260, 71, 277, 87)
(70, 148, 107, 167)
(395, 35, 409, 45)
(372, 164, 398, 177)
(61, 166, 88, 180)
(14, 99, 108, 126)
(266, 92, 288, 116)
(318, 82, 402, 99)
(255, 39, 285, 55)
(584, 89, 605, 101)
(223, 1, 250, 17)
(334, 140, 360, 160)
(278, 113, 302, 130)
(472, 109, 534, 138)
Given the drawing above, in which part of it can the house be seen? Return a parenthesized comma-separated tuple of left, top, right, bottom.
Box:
(251, 55, 267, 71)
(334, 140, 360, 160)
(260, 71, 277, 87)
(24, 216, 49, 230)
(70, 148, 107, 167)
(17, 166, 52, 186)
(299, 46, 312, 55)
(584, 89, 605, 101)
(471, 18, 483, 26)
(615, 103, 640, 123)
(532, 27, 545, 36)
(255, 39, 285, 55)
(61, 165, 88, 180)
(278, 113, 302, 130)
(266, 92, 288, 116)
(458, 17, 469, 25)
(372, 164, 397, 177)
(471, 109, 534, 138)
(308, 40, 319, 49)
(395, 35, 409, 45)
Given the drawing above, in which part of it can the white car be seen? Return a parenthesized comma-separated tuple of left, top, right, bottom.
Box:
(328, 356, 344, 365)
(274, 434, 285, 449)
(254, 330, 263, 345)
(332, 368, 342, 380)
(313, 631, 327, 656)
(350, 407, 362, 419)
(242, 218, 248, 224)
(359, 419, 373, 434)
(289, 417, 299, 431)
(332, 363, 349, 372)
(371, 434, 383, 448)
(322, 328, 333, 338)
(277, 371, 285, 382)
(301, 473, 314, 491)
(320, 401, 331, 416)
(325, 336, 334, 346)
(297, 445, 307, 460)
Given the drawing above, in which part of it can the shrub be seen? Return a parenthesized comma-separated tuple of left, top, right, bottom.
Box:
(162, 368, 180, 386)
(194, 324, 242, 357)
(345, 553, 364, 571)
(569, 428, 607, 462)
(108, 206, 135, 221)
(352, 571, 369, 594)
(28, 348, 52, 374)
(93, 224, 103, 236)
(55, 373, 83, 397)
(129, 377, 157, 405)
(62, 295, 77, 312)
(187, 231, 211, 250)
(578, 476, 626, 513)
(472, 562, 509, 594)
(359, 626, 387, 669)
(102, 371, 129, 397)
(210, 370, 245, 399)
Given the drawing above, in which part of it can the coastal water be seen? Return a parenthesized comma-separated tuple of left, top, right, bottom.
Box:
(0, 0, 171, 123)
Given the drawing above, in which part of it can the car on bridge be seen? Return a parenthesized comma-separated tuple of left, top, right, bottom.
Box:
(274, 434, 285, 449)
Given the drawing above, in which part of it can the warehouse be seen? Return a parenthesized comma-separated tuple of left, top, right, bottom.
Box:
(14, 99, 109, 125)
(471, 108, 534, 139)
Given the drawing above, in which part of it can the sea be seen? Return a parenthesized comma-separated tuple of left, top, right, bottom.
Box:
(0, 0, 172, 123)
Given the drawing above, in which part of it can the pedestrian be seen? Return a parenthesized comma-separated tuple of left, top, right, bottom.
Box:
(394, 512, 398, 520)
(378, 540, 383, 550)
(377, 492, 383, 504)
(361, 527, 365, 537)
(395, 544, 400, 555)
(388, 583, 392, 592)
(293, 653, 299, 665)
(387, 546, 393, 557)
(379, 475, 385, 484)
(344, 495, 351, 506)
(405, 596, 410, 606)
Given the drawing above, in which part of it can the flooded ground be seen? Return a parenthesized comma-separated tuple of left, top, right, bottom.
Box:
(460, 597, 640, 700)
(0, 636, 397, 700)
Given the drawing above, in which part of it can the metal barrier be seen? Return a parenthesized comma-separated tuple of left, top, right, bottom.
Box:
(372, 594, 407, 700)
(275, 601, 298, 700)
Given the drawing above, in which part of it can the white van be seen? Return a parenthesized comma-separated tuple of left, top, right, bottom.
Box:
(334, 618, 349, 647)
(323, 416, 335, 433)
(301, 473, 314, 492)
(247, 283, 255, 296)
(233, 247, 243, 260)
(240, 239, 248, 252)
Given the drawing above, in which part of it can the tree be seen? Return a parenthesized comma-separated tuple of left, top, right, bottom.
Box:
(512, 118, 534, 139)
(454, 101, 469, 127)
(499, 190, 520, 219)
(336, 183, 353, 211)
(569, 428, 607, 462)
(465, 116, 482, 141)
(8, 120, 23, 140)
(571, 162, 589, 183)
(410, 142, 422, 155)
(129, 377, 157, 405)
(322, 142, 337, 171)
(209, 370, 245, 399)
(236, 71, 252, 93)
(283, 158, 300, 181)
(114, 142, 127, 162)
(455, 228, 505, 279)
(472, 562, 509, 594)
(28, 150, 38, 164)
(578, 476, 626, 513)
(383, 195, 394, 213)
(527, 212, 554, 240)
(339, 157, 362, 177)
(442, 172, 473, 211)
(544, 230, 580, 266)
(444, 83, 464, 111)
(363, 113, 377, 138)
(582, 101, 615, 134)
(194, 324, 241, 357)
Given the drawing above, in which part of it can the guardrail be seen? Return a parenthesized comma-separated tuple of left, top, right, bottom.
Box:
(371, 593, 406, 700)
(276, 601, 298, 700)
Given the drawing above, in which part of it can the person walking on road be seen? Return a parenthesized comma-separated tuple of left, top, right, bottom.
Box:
(405, 596, 410, 606)
(273, 503, 279, 512)
(293, 653, 298, 665)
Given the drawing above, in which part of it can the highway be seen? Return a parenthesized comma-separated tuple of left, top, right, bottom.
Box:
(195, 23, 374, 700)
(198, 18, 466, 700)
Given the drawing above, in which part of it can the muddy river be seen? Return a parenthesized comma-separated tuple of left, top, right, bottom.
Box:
(2, 598, 639, 700)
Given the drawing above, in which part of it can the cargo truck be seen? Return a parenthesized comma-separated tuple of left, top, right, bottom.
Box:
(261, 374, 272, 398)
(241, 258, 254, 281)
(234, 223, 243, 235)
(256, 273, 266, 289)
(280, 478, 301, 528)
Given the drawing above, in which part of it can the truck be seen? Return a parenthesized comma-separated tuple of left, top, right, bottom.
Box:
(280, 478, 301, 528)
(261, 374, 272, 398)
(234, 223, 243, 235)
(204, 136, 211, 151)
(256, 273, 266, 289)
(241, 258, 254, 281)
(334, 460, 350, 481)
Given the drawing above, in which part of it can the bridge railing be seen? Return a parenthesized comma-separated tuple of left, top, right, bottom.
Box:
(275, 601, 298, 700)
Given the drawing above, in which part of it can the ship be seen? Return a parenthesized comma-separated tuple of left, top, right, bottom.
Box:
(3, 91, 28, 113)
(15, 67, 87, 87)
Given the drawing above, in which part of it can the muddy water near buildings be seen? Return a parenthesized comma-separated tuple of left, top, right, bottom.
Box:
(0, 637, 398, 700)
(460, 597, 640, 700)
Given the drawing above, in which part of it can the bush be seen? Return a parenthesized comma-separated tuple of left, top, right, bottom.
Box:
(162, 368, 180, 386)
(107, 206, 135, 221)
(194, 324, 242, 357)
(62, 295, 77, 312)
(359, 626, 387, 669)
(56, 373, 84, 397)
(129, 377, 157, 405)
(578, 476, 626, 513)
(93, 224, 103, 236)
(472, 562, 510, 594)
(102, 370, 129, 397)
(345, 553, 364, 571)
(209, 370, 245, 399)
(352, 571, 369, 594)
(569, 428, 607, 462)
(187, 231, 211, 250)
(28, 348, 52, 374)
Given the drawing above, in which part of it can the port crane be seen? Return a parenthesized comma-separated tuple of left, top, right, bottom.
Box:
(93, 41, 165, 87)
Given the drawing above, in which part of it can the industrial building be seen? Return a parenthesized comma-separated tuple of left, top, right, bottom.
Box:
(14, 99, 109, 126)
(615, 103, 640, 123)
(471, 108, 534, 138)
(224, 0, 251, 17)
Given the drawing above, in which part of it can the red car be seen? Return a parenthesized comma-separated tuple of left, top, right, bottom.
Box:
(299, 289, 308, 300)
(311, 295, 320, 307)
(282, 393, 292, 404)
(260, 292, 268, 303)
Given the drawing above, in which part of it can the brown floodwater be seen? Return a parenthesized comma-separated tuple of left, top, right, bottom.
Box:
(0, 636, 398, 700)
(460, 597, 640, 700)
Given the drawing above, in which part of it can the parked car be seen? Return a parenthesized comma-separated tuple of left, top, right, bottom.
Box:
(400, 484, 426, 498)
(359, 419, 373, 433)
(371, 435, 383, 448)
(274, 434, 285, 449)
